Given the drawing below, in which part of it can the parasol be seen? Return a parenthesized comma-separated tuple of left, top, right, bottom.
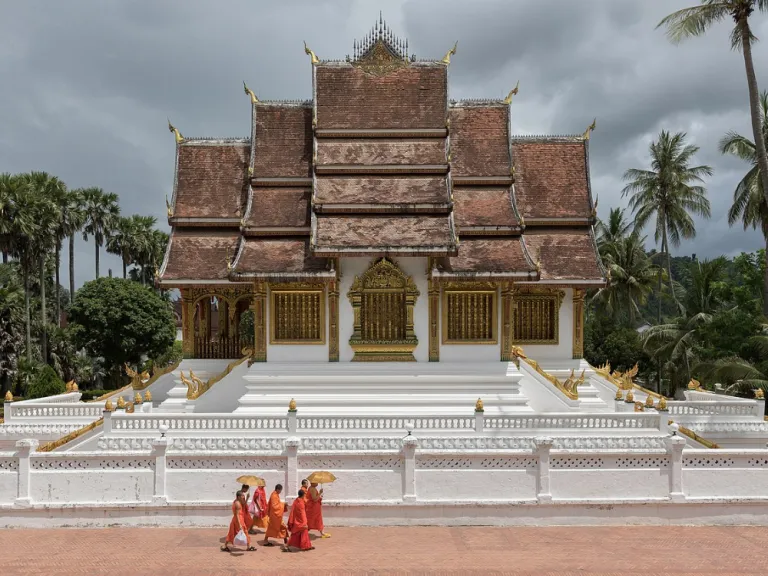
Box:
(306, 471, 337, 484)
(236, 475, 266, 487)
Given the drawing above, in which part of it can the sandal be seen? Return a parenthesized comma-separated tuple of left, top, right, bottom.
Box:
(247, 546, 256, 551)
(220, 545, 231, 552)
(264, 542, 274, 547)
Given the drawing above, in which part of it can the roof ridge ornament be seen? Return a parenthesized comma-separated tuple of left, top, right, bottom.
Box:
(503, 81, 520, 105)
(243, 81, 259, 104)
(583, 118, 597, 140)
(165, 195, 173, 218)
(441, 41, 458, 65)
(167, 119, 183, 143)
(304, 41, 319, 65)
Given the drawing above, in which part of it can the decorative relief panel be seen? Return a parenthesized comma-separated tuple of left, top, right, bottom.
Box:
(683, 456, 737, 468)
(167, 457, 285, 470)
(417, 456, 537, 469)
(31, 457, 153, 470)
(0, 458, 18, 471)
(298, 456, 403, 470)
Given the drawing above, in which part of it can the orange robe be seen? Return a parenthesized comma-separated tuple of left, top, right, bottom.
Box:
(251, 486, 269, 530)
(306, 486, 324, 532)
(287, 496, 312, 550)
(225, 500, 250, 547)
(242, 491, 253, 529)
(264, 490, 288, 540)
(301, 486, 310, 501)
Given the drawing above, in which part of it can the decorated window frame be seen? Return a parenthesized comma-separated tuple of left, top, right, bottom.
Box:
(512, 287, 564, 345)
(441, 282, 498, 345)
(269, 283, 326, 345)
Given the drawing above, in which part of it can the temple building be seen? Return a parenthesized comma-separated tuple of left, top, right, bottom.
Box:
(159, 21, 605, 365)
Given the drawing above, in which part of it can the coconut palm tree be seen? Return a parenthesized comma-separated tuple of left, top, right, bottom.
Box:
(696, 356, 768, 396)
(596, 207, 633, 260)
(719, 90, 768, 315)
(659, 1, 768, 219)
(81, 187, 120, 278)
(622, 130, 712, 309)
(63, 189, 86, 304)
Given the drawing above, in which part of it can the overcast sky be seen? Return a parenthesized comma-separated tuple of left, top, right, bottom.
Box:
(2, 0, 767, 291)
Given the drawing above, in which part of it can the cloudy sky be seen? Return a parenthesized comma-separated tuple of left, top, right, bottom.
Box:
(2, 0, 767, 291)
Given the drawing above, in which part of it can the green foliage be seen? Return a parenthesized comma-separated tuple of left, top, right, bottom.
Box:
(585, 312, 650, 378)
(26, 364, 65, 399)
(239, 310, 254, 346)
(144, 340, 183, 373)
(68, 278, 175, 380)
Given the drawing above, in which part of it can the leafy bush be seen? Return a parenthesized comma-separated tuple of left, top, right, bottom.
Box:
(26, 365, 66, 399)
(79, 389, 111, 401)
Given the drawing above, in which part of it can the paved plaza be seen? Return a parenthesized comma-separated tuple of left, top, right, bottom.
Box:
(0, 525, 765, 575)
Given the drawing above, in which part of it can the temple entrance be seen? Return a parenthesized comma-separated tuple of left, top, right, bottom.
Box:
(181, 286, 253, 359)
(347, 258, 419, 361)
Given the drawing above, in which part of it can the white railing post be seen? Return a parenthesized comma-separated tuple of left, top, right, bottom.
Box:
(151, 437, 169, 505)
(659, 411, 669, 435)
(664, 435, 686, 503)
(103, 409, 113, 434)
(285, 438, 299, 498)
(288, 409, 297, 434)
(401, 435, 418, 502)
(3, 399, 12, 421)
(474, 410, 484, 433)
(534, 436, 553, 503)
(15, 439, 38, 507)
(755, 398, 765, 419)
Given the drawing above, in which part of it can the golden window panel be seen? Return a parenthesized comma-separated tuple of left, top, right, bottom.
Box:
(269, 285, 326, 345)
(441, 283, 498, 345)
(512, 288, 564, 344)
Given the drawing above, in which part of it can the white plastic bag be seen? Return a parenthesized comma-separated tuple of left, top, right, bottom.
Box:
(234, 529, 248, 547)
(247, 501, 256, 516)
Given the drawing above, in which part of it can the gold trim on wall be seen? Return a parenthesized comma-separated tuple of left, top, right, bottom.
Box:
(269, 283, 326, 345)
(572, 287, 585, 359)
(512, 286, 564, 345)
(428, 278, 440, 361)
(500, 282, 514, 361)
(441, 282, 498, 345)
(251, 282, 267, 362)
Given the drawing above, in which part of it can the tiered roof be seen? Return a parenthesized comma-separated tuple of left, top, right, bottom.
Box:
(159, 18, 605, 287)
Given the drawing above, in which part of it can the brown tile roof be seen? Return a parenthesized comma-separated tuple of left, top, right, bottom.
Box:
(316, 65, 447, 129)
(453, 187, 519, 229)
(449, 106, 510, 177)
(313, 215, 457, 255)
(252, 105, 312, 178)
(245, 187, 310, 230)
(233, 238, 330, 277)
(523, 229, 605, 281)
(161, 229, 239, 282)
(316, 139, 446, 166)
(314, 176, 449, 206)
(438, 238, 536, 278)
(512, 140, 592, 220)
(173, 141, 249, 220)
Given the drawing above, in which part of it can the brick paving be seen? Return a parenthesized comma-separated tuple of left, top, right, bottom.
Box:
(0, 525, 765, 575)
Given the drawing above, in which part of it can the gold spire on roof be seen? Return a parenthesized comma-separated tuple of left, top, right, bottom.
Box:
(583, 118, 596, 140)
(503, 81, 520, 105)
(168, 119, 183, 143)
(243, 81, 259, 104)
(591, 195, 599, 218)
(441, 41, 458, 65)
(304, 41, 319, 65)
(166, 195, 173, 218)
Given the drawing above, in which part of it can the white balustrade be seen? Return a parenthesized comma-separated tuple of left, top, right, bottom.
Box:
(667, 401, 760, 417)
(110, 414, 288, 432)
(484, 414, 660, 430)
(14, 392, 82, 405)
(9, 403, 103, 420)
(297, 416, 474, 431)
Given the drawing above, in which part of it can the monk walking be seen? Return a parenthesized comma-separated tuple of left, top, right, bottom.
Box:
(221, 490, 256, 552)
(306, 482, 330, 538)
(284, 489, 313, 552)
(240, 484, 253, 531)
(262, 483, 288, 547)
(249, 484, 269, 533)
(301, 479, 309, 501)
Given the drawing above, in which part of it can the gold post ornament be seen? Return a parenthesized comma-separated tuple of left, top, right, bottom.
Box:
(614, 388, 623, 401)
(134, 392, 143, 405)
(288, 398, 297, 412)
(441, 41, 458, 65)
(645, 395, 654, 409)
(104, 399, 114, 412)
(168, 119, 183, 143)
(4, 390, 12, 402)
(625, 389, 634, 403)
(475, 398, 484, 412)
(657, 396, 668, 411)
(65, 380, 73, 392)
(116, 396, 126, 410)
(582, 118, 596, 140)
(243, 81, 259, 104)
(755, 388, 765, 400)
(503, 81, 520, 105)
(687, 378, 701, 390)
(303, 41, 319, 64)
(72, 382, 78, 392)
(144, 390, 152, 402)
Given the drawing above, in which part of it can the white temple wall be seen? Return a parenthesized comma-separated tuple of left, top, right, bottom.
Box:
(519, 287, 574, 361)
(266, 285, 329, 362)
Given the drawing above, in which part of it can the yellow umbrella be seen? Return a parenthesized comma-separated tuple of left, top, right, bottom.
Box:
(306, 471, 337, 484)
(236, 475, 266, 487)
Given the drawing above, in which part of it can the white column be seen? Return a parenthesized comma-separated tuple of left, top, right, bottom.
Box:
(3, 401, 11, 421)
(401, 436, 417, 502)
(288, 410, 297, 434)
(103, 409, 113, 434)
(474, 410, 484, 433)
(285, 438, 299, 499)
(659, 411, 670, 435)
(755, 398, 765, 419)
(152, 437, 170, 505)
(535, 436, 553, 503)
(664, 435, 686, 503)
(15, 439, 38, 507)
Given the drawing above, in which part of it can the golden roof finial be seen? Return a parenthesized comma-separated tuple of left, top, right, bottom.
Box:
(168, 119, 183, 143)
(166, 195, 173, 218)
(134, 392, 143, 404)
(583, 118, 596, 141)
(4, 390, 13, 402)
(243, 81, 259, 104)
(503, 80, 520, 105)
(441, 41, 458, 65)
(289, 398, 297, 411)
(144, 390, 152, 403)
(475, 398, 484, 412)
(304, 41, 319, 65)
(105, 399, 114, 412)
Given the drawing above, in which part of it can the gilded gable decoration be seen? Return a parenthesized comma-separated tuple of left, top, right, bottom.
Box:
(350, 14, 411, 76)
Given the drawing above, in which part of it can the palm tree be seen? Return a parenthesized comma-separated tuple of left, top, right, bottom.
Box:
(106, 216, 139, 279)
(659, 1, 768, 224)
(719, 90, 768, 315)
(81, 188, 120, 278)
(0, 173, 20, 264)
(63, 189, 86, 304)
(622, 130, 712, 309)
(596, 207, 633, 260)
(696, 356, 768, 396)
(686, 257, 729, 315)
(592, 232, 659, 325)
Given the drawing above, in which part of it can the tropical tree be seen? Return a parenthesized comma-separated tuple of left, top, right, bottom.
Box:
(622, 130, 712, 309)
(659, 1, 768, 226)
(107, 215, 139, 279)
(81, 187, 120, 278)
(0, 173, 20, 264)
(596, 207, 633, 260)
(719, 90, 768, 315)
(60, 189, 86, 308)
(0, 267, 24, 394)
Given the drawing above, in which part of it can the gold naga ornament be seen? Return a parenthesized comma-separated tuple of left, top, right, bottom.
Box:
(243, 81, 259, 104)
(583, 118, 597, 140)
(441, 41, 458, 65)
(303, 41, 319, 65)
(503, 81, 520, 105)
(167, 119, 183, 143)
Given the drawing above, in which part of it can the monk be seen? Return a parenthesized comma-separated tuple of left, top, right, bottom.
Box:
(249, 484, 269, 533)
(306, 482, 330, 538)
(301, 479, 310, 501)
(262, 483, 288, 546)
(221, 490, 256, 552)
(240, 484, 253, 530)
(284, 489, 313, 552)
